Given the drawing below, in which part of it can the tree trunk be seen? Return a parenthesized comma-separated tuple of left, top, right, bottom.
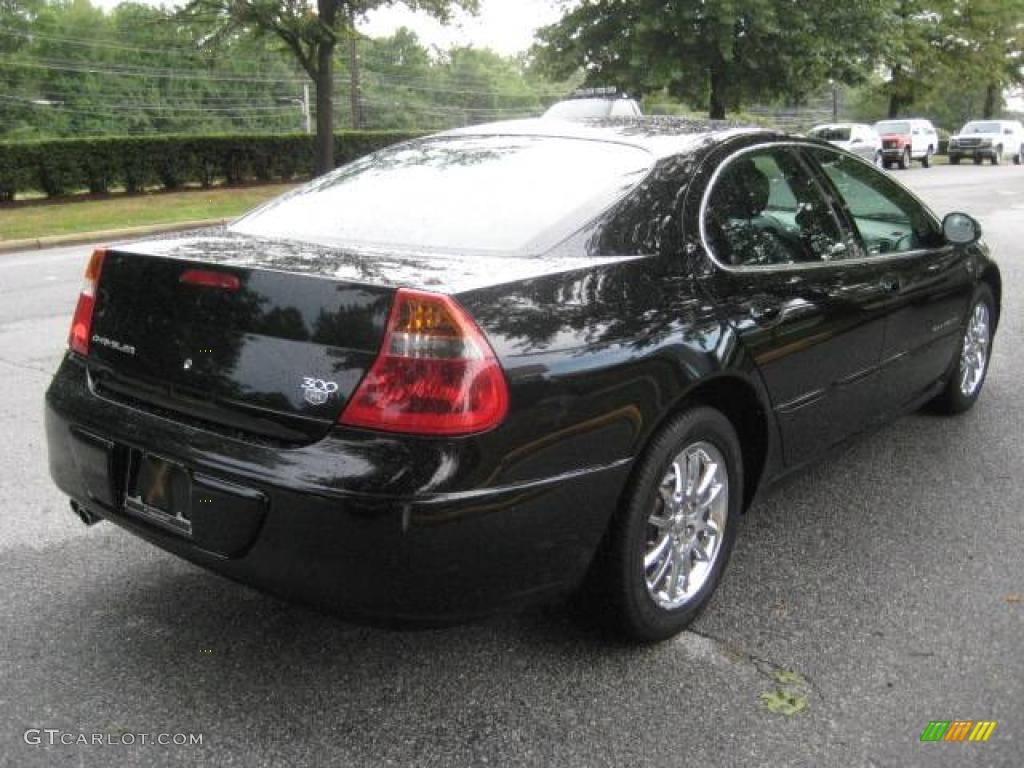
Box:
(983, 83, 999, 119)
(313, 41, 335, 176)
(887, 65, 904, 118)
(708, 64, 726, 120)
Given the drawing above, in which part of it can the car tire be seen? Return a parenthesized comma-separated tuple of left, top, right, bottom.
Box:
(588, 406, 743, 642)
(898, 148, 910, 170)
(992, 146, 1003, 165)
(950, 155, 961, 165)
(922, 148, 932, 168)
(929, 285, 995, 415)
(1015, 146, 1022, 165)
(874, 150, 883, 167)
(882, 159, 892, 170)
(974, 156, 983, 165)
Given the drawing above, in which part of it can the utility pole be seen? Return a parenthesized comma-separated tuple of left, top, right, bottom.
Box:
(302, 83, 312, 135)
(348, 9, 363, 129)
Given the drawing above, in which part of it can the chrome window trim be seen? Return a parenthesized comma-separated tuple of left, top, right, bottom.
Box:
(698, 140, 949, 275)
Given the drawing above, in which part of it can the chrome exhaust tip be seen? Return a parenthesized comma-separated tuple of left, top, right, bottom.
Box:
(71, 501, 102, 526)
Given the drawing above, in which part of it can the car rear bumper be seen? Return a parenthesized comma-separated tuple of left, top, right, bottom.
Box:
(45, 355, 631, 624)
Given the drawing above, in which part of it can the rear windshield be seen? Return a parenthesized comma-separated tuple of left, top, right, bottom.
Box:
(232, 136, 653, 253)
(962, 121, 1000, 134)
(810, 126, 851, 141)
(874, 121, 911, 135)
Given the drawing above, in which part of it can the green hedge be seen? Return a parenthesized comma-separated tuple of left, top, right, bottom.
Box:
(0, 131, 427, 201)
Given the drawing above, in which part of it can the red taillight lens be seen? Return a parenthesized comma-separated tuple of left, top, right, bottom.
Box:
(339, 288, 509, 435)
(68, 248, 106, 356)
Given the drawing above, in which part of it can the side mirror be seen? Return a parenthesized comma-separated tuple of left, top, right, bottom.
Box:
(943, 212, 982, 245)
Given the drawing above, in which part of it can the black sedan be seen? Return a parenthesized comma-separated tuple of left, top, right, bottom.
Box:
(45, 119, 1001, 641)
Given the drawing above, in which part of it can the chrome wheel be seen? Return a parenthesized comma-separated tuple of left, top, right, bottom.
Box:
(959, 302, 990, 397)
(644, 441, 728, 610)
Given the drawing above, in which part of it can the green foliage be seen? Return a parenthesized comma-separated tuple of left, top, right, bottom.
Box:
(0, 3, 570, 144)
(531, 0, 888, 119)
(0, 130, 422, 200)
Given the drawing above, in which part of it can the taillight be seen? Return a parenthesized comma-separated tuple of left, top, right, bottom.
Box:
(339, 288, 508, 435)
(68, 248, 106, 356)
(179, 269, 241, 291)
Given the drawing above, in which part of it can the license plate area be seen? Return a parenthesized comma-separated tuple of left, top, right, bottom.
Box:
(124, 451, 193, 537)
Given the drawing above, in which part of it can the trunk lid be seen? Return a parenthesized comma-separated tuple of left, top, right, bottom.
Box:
(88, 239, 392, 444)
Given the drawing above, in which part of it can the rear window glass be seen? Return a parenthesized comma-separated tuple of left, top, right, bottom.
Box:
(231, 136, 652, 253)
(874, 121, 911, 134)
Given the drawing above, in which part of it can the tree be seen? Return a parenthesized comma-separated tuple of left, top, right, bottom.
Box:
(532, 0, 886, 119)
(181, 0, 478, 174)
(948, 0, 1024, 117)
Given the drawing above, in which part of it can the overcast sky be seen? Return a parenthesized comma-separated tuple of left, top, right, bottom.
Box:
(89, 0, 565, 56)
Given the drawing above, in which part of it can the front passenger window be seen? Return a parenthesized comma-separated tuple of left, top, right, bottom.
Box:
(705, 148, 845, 268)
(806, 147, 944, 255)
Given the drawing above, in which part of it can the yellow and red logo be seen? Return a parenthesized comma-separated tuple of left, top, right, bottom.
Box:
(920, 721, 997, 742)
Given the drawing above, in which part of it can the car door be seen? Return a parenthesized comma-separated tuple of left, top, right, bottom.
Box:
(698, 144, 893, 468)
(804, 146, 975, 410)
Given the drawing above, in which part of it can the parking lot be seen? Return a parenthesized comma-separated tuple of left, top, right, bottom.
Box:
(1, 163, 1021, 767)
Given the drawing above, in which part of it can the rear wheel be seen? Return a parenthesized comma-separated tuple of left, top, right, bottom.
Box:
(898, 148, 911, 170)
(929, 285, 994, 414)
(589, 407, 742, 641)
(950, 155, 961, 165)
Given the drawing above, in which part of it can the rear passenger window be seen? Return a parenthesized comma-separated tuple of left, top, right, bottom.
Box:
(705, 148, 847, 268)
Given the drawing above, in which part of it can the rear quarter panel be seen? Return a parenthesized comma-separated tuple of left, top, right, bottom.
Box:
(457, 254, 761, 486)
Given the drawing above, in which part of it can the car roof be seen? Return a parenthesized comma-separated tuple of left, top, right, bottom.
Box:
(440, 117, 770, 160)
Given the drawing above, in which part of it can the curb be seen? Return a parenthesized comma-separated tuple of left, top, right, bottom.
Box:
(0, 218, 229, 256)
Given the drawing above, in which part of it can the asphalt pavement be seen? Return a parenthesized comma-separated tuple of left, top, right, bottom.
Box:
(0, 164, 1022, 767)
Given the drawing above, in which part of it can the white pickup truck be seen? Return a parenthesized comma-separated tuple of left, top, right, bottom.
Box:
(948, 120, 1024, 166)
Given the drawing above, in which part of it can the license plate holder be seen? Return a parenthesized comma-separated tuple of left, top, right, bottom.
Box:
(124, 451, 193, 536)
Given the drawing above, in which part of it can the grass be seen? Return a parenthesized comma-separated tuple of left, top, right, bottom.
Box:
(0, 183, 296, 241)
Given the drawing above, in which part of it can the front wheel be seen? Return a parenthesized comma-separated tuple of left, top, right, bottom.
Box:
(590, 407, 743, 641)
(991, 146, 1003, 165)
(950, 155, 961, 165)
(899, 148, 911, 170)
(929, 286, 995, 414)
(1015, 146, 1022, 165)
(874, 150, 883, 167)
(921, 148, 932, 168)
